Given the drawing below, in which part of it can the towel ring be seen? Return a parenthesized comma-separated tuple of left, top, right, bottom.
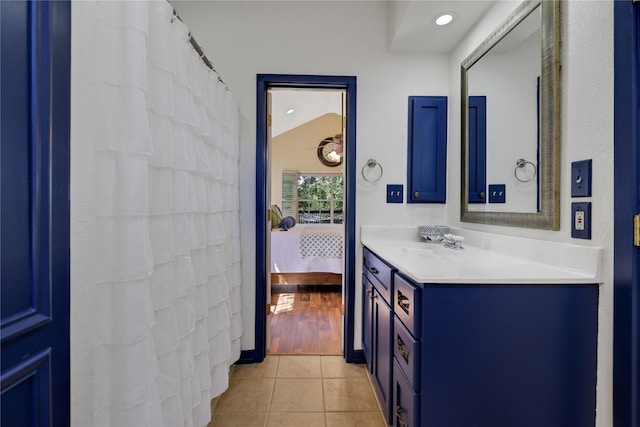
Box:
(361, 158, 383, 183)
(514, 158, 537, 183)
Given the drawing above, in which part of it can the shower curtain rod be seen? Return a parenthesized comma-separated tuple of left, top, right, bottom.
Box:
(168, 2, 228, 88)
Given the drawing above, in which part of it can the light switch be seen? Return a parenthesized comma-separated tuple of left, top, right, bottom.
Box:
(488, 184, 506, 203)
(387, 184, 403, 203)
(571, 160, 592, 197)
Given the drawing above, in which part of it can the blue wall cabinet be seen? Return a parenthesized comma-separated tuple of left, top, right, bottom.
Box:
(407, 96, 448, 203)
(1, 1, 71, 426)
(468, 96, 487, 203)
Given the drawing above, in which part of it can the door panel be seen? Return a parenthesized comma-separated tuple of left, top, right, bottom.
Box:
(1, 1, 71, 425)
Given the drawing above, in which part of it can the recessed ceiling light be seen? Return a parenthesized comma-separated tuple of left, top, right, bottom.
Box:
(435, 13, 454, 26)
(286, 108, 295, 115)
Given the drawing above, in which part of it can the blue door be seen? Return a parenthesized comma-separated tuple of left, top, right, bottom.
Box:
(613, 0, 639, 425)
(1, 1, 71, 425)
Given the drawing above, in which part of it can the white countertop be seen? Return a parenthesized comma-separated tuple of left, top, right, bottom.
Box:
(361, 226, 603, 285)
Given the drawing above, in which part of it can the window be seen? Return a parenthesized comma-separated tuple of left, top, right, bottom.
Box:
(297, 174, 343, 224)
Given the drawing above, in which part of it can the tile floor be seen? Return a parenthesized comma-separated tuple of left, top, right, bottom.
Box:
(208, 355, 387, 427)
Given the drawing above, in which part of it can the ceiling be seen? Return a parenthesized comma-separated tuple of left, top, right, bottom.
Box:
(270, 89, 344, 138)
(270, 1, 499, 136)
(387, 0, 496, 53)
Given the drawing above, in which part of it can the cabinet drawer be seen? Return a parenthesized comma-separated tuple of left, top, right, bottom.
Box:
(393, 360, 419, 427)
(394, 316, 420, 390)
(394, 273, 421, 338)
(363, 247, 394, 304)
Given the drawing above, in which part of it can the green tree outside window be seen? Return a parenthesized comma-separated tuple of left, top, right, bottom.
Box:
(298, 175, 343, 224)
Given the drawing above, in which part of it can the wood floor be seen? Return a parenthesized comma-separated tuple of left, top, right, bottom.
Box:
(268, 285, 342, 355)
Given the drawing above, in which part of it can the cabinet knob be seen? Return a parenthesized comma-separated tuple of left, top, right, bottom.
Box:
(414, 191, 420, 198)
(479, 191, 486, 199)
(368, 267, 379, 275)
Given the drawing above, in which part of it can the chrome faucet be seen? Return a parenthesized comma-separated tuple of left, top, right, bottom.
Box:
(442, 234, 464, 250)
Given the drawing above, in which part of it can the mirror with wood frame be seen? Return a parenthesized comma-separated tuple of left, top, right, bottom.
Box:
(461, 0, 560, 230)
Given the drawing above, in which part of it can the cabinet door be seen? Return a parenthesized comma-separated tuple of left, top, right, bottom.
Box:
(373, 289, 393, 424)
(407, 96, 448, 203)
(468, 96, 487, 203)
(362, 275, 374, 373)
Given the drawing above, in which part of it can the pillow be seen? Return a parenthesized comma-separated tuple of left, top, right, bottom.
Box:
(280, 216, 296, 231)
(271, 205, 282, 228)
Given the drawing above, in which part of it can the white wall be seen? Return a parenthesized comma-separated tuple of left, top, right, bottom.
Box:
(448, 1, 614, 425)
(175, 0, 451, 351)
(468, 31, 540, 213)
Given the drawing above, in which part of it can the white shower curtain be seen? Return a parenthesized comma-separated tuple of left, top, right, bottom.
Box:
(73, 1, 242, 425)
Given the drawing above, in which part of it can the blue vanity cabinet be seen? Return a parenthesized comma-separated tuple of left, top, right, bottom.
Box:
(363, 247, 397, 424)
(389, 271, 599, 427)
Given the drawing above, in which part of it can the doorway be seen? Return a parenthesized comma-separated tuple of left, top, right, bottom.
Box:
(268, 89, 345, 355)
(255, 75, 359, 363)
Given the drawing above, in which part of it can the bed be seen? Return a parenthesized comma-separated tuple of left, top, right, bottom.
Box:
(270, 223, 343, 285)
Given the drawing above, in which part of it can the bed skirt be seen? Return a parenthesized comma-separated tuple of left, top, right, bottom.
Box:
(271, 272, 342, 285)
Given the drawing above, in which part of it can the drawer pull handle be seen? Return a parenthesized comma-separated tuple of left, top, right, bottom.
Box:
(396, 406, 409, 427)
(368, 267, 379, 275)
(397, 291, 410, 314)
(397, 336, 410, 360)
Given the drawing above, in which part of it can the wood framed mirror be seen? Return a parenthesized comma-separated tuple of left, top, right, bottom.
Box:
(461, 0, 560, 229)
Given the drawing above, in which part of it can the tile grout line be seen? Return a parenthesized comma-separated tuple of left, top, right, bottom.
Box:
(264, 355, 280, 427)
(320, 355, 328, 427)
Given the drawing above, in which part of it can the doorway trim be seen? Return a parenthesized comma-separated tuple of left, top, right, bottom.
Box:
(253, 74, 359, 363)
(613, 0, 639, 425)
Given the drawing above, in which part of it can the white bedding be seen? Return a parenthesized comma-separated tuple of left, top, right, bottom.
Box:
(270, 224, 343, 274)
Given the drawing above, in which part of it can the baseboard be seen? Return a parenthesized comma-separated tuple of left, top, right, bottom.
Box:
(346, 349, 365, 364)
(237, 349, 264, 364)
(237, 348, 364, 365)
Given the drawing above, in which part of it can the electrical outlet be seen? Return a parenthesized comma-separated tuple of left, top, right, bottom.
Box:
(488, 184, 506, 203)
(571, 159, 592, 197)
(387, 184, 403, 203)
(571, 202, 592, 239)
